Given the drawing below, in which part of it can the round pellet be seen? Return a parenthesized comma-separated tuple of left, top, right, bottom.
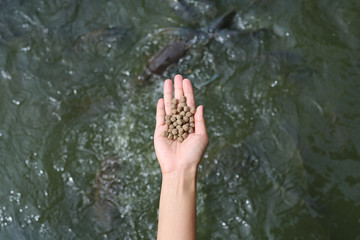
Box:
(190, 107, 196, 114)
(185, 112, 192, 117)
(189, 127, 194, 133)
(165, 115, 171, 121)
(165, 120, 171, 125)
(173, 121, 178, 127)
(180, 102, 186, 107)
(180, 111, 186, 116)
(172, 129, 178, 135)
(168, 133, 173, 140)
(172, 99, 178, 104)
(177, 136, 184, 143)
(177, 106, 183, 113)
(183, 106, 189, 112)
(162, 131, 168, 137)
(179, 128, 184, 135)
(171, 109, 177, 115)
(190, 122, 195, 127)
(182, 132, 188, 139)
(183, 116, 189, 122)
(173, 134, 177, 140)
(189, 117, 194, 123)
(175, 115, 181, 120)
(183, 125, 189, 131)
(176, 119, 183, 125)
(176, 125, 182, 130)
(171, 103, 177, 109)
(169, 124, 175, 130)
(171, 116, 177, 122)
(181, 96, 186, 102)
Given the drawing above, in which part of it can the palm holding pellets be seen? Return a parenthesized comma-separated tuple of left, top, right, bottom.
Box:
(154, 75, 209, 175)
(163, 96, 195, 143)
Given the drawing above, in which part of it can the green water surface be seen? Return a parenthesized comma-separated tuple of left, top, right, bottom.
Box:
(0, 0, 359, 239)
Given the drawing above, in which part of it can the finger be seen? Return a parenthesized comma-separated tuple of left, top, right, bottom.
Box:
(163, 79, 173, 115)
(194, 105, 207, 136)
(183, 78, 195, 108)
(174, 74, 184, 100)
(156, 98, 165, 128)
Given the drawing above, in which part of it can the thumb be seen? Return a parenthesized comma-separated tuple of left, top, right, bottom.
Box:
(194, 105, 207, 136)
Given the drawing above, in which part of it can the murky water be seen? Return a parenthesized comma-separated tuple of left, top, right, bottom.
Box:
(1, 0, 359, 239)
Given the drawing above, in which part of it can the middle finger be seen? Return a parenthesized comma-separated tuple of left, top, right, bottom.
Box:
(174, 74, 184, 100)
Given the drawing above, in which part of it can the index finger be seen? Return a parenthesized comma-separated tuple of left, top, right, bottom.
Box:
(183, 78, 195, 108)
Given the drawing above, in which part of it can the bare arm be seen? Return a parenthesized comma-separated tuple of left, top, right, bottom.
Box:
(154, 74, 209, 240)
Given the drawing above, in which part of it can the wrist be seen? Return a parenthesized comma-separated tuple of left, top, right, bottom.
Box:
(161, 170, 197, 193)
(161, 165, 198, 180)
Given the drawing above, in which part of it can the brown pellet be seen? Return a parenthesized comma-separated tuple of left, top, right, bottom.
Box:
(165, 115, 171, 121)
(181, 96, 186, 102)
(180, 102, 186, 107)
(189, 127, 194, 133)
(183, 125, 189, 131)
(183, 106, 189, 112)
(185, 112, 192, 117)
(172, 129, 178, 135)
(176, 119, 182, 125)
(180, 111, 186, 116)
(183, 116, 189, 122)
(190, 122, 195, 127)
(182, 132, 188, 139)
(171, 103, 177, 109)
(189, 117, 194, 123)
(171, 116, 177, 122)
(172, 99, 178, 104)
(190, 107, 195, 114)
(177, 106, 182, 113)
(171, 109, 177, 115)
(162, 131, 168, 137)
(168, 133, 173, 139)
(165, 120, 171, 125)
(177, 136, 184, 143)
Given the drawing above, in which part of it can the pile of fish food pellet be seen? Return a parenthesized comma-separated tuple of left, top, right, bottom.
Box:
(162, 96, 195, 143)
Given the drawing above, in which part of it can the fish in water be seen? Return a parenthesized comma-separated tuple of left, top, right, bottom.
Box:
(140, 10, 238, 81)
(207, 10, 237, 33)
(89, 158, 122, 233)
(141, 40, 189, 81)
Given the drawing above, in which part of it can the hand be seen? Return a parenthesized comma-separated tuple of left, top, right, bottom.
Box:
(154, 74, 209, 176)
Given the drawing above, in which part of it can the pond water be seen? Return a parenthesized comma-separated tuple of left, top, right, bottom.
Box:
(0, 0, 359, 239)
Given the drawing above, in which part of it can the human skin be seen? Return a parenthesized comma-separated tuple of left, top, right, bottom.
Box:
(154, 74, 209, 240)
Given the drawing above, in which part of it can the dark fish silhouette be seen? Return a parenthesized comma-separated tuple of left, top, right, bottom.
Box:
(142, 40, 188, 81)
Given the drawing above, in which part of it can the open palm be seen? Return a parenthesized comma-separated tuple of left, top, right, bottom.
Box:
(154, 75, 209, 175)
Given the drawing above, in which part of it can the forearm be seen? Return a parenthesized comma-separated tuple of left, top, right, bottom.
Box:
(157, 171, 197, 240)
